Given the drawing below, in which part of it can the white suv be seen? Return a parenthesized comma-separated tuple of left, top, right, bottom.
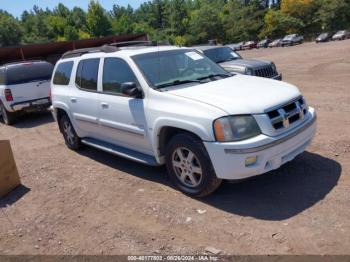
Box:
(0, 61, 53, 125)
(51, 44, 317, 197)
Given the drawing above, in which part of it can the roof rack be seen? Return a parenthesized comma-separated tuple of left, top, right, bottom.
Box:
(61, 40, 171, 59)
(109, 41, 153, 47)
(61, 45, 119, 59)
(109, 40, 170, 47)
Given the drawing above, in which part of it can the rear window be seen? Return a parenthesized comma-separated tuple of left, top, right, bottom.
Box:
(53, 61, 74, 85)
(6, 62, 54, 85)
(75, 59, 100, 91)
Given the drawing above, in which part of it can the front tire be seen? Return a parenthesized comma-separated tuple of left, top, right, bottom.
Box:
(0, 103, 16, 125)
(59, 114, 81, 150)
(165, 133, 222, 197)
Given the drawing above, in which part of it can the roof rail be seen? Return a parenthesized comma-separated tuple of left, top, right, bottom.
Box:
(109, 40, 171, 47)
(109, 41, 153, 47)
(61, 45, 119, 59)
(60, 40, 171, 59)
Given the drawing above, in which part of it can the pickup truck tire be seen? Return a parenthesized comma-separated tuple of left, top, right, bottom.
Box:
(59, 114, 81, 150)
(165, 133, 222, 197)
(0, 102, 16, 125)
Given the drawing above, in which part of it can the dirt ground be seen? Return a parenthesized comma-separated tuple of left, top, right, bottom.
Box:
(0, 40, 349, 255)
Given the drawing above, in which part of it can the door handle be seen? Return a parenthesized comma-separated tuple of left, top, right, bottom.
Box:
(101, 102, 109, 109)
(70, 98, 77, 103)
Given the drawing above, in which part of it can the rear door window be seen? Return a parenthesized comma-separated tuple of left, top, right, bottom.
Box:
(6, 62, 54, 85)
(75, 59, 100, 91)
(53, 61, 74, 85)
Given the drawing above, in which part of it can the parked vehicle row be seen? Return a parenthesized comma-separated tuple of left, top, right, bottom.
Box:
(316, 30, 350, 43)
(227, 34, 304, 50)
(227, 29, 349, 50)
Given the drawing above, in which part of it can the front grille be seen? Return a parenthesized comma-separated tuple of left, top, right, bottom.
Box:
(254, 66, 276, 78)
(266, 97, 308, 131)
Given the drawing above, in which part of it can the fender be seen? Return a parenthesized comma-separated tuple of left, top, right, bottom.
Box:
(151, 117, 215, 163)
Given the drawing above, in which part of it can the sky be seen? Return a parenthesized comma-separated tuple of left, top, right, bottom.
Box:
(0, 0, 146, 18)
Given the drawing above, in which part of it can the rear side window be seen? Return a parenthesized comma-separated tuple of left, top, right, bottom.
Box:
(6, 62, 54, 85)
(53, 62, 74, 85)
(0, 69, 4, 85)
(103, 58, 138, 94)
(75, 59, 99, 91)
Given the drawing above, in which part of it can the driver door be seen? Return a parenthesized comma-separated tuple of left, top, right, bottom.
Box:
(97, 57, 152, 154)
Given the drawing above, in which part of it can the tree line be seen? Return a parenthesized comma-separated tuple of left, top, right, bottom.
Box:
(0, 0, 349, 47)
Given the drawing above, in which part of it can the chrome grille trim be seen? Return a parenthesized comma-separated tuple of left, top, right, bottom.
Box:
(266, 96, 308, 131)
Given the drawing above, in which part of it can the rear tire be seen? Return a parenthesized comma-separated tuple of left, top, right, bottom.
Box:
(0, 102, 16, 125)
(165, 133, 222, 197)
(59, 114, 81, 150)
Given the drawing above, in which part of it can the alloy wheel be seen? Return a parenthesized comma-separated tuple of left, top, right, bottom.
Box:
(62, 119, 75, 146)
(172, 147, 203, 188)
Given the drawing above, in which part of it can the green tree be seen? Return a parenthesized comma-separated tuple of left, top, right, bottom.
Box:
(314, 0, 350, 31)
(0, 11, 22, 46)
(86, 0, 112, 37)
(68, 7, 87, 31)
(189, 0, 225, 44)
(110, 4, 135, 34)
(64, 26, 79, 40)
(260, 9, 304, 38)
(223, 0, 267, 42)
(169, 0, 189, 35)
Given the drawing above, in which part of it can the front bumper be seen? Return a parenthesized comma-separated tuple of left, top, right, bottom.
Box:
(11, 98, 51, 112)
(204, 108, 317, 180)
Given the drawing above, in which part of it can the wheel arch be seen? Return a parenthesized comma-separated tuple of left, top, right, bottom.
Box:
(52, 103, 78, 135)
(154, 119, 213, 163)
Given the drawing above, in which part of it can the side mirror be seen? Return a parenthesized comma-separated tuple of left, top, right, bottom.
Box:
(121, 82, 142, 98)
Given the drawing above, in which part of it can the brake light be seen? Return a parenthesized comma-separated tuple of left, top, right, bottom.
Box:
(4, 89, 13, 102)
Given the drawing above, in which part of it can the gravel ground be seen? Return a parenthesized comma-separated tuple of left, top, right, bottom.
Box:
(0, 40, 349, 255)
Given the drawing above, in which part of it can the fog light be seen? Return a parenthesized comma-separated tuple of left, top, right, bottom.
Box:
(245, 156, 257, 167)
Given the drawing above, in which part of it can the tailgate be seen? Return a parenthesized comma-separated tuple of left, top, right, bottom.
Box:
(9, 80, 50, 104)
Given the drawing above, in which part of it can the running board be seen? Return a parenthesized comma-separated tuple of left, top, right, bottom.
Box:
(81, 138, 159, 166)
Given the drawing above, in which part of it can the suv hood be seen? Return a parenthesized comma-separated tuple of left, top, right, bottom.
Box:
(219, 59, 271, 70)
(167, 75, 300, 115)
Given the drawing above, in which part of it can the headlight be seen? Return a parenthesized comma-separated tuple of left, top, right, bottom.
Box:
(271, 62, 276, 72)
(213, 115, 261, 142)
(245, 68, 254, 75)
(224, 66, 246, 74)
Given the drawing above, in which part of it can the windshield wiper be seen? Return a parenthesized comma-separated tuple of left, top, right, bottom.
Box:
(155, 79, 203, 89)
(196, 73, 232, 81)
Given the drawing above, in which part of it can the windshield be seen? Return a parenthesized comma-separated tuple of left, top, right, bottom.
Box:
(202, 47, 241, 63)
(6, 62, 53, 85)
(336, 31, 345, 35)
(319, 33, 328, 38)
(132, 49, 230, 89)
